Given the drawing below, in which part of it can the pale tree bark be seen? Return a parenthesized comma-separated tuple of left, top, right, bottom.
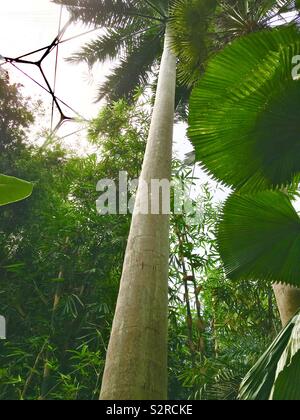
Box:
(100, 27, 177, 400)
(273, 284, 300, 327)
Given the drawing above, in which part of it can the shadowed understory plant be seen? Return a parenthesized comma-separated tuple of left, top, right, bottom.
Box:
(55, 0, 217, 400)
(239, 310, 300, 400)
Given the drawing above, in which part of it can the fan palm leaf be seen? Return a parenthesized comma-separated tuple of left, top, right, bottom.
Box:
(217, 190, 300, 287)
(217, 0, 297, 39)
(188, 25, 300, 192)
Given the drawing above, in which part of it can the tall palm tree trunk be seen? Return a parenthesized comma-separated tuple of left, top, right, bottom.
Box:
(100, 27, 177, 400)
(273, 284, 300, 327)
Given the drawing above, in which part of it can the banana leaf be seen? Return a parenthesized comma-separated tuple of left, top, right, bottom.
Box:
(0, 174, 33, 206)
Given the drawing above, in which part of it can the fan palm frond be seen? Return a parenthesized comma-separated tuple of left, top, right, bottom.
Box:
(188, 25, 300, 192)
(217, 0, 297, 38)
(54, 0, 165, 27)
(218, 190, 300, 287)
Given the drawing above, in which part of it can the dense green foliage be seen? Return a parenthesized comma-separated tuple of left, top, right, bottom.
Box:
(0, 174, 33, 206)
(2, 0, 300, 401)
(0, 79, 140, 399)
(55, 0, 217, 103)
(188, 10, 300, 399)
(0, 75, 279, 400)
(168, 182, 280, 400)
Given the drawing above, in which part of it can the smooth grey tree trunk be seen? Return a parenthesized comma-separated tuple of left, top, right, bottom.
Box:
(100, 27, 177, 400)
(273, 284, 300, 327)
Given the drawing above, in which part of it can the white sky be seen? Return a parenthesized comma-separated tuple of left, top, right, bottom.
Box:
(0, 0, 229, 202)
(0, 0, 109, 150)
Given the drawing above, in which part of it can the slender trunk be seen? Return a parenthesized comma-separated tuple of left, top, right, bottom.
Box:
(175, 228, 193, 347)
(184, 231, 206, 356)
(39, 269, 64, 400)
(273, 284, 300, 327)
(100, 27, 177, 400)
(21, 341, 47, 400)
(178, 240, 195, 359)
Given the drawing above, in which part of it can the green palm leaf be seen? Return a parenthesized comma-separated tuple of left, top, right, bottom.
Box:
(218, 190, 300, 287)
(56, 0, 219, 100)
(188, 25, 300, 192)
(169, 0, 217, 86)
(0, 174, 33, 206)
(67, 27, 141, 66)
(54, 0, 163, 27)
(239, 311, 300, 400)
(218, 1, 297, 38)
(272, 347, 300, 400)
(96, 29, 163, 101)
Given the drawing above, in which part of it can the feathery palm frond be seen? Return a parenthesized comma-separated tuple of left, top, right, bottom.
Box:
(199, 367, 243, 400)
(188, 25, 300, 192)
(53, 0, 165, 27)
(67, 24, 161, 65)
(55, 0, 220, 101)
(96, 29, 163, 101)
(54, 0, 166, 101)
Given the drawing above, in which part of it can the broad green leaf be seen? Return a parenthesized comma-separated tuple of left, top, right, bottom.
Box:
(271, 313, 300, 400)
(0, 174, 33, 206)
(239, 311, 300, 400)
(272, 351, 300, 400)
(188, 25, 300, 192)
(218, 190, 300, 287)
